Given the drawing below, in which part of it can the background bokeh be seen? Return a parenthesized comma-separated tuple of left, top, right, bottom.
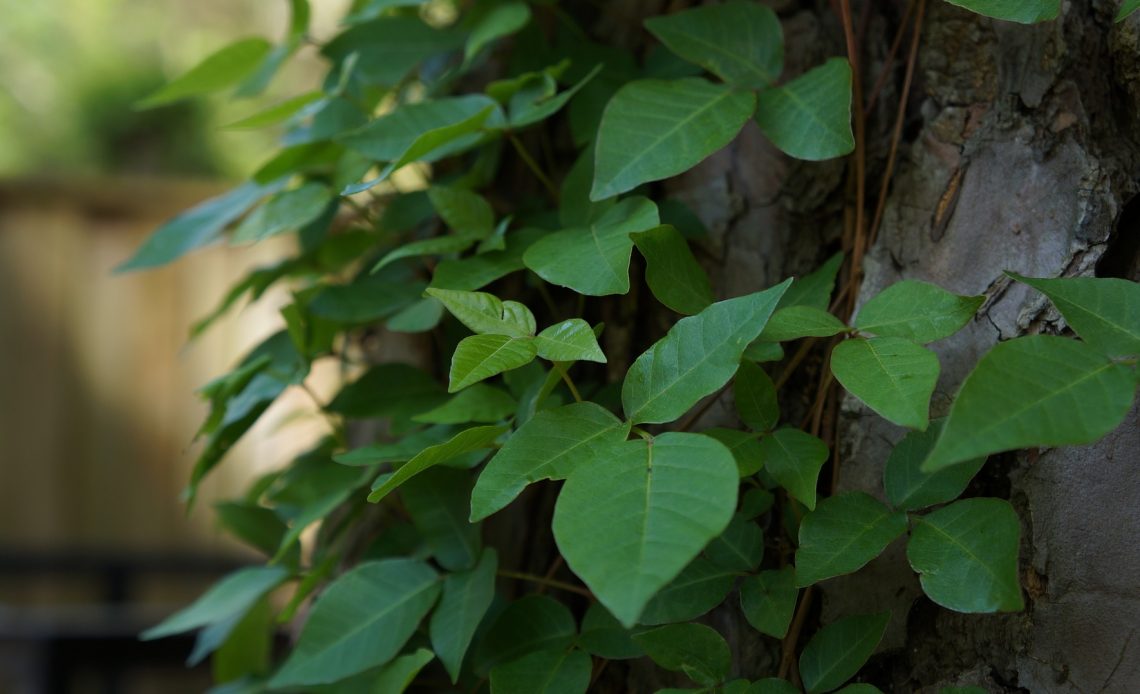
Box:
(0, 0, 350, 690)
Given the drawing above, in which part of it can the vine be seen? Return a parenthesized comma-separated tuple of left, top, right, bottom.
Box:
(126, 1, 1140, 692)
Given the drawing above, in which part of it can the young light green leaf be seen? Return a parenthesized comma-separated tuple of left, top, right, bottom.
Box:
(633, 623, 731, 687)
(401, 467, 482, 571)
(579, 603, 645, 659)
(430, 549, 497, 682)
(883, 420, 985, 511)
(639, 558, 737, 626)
(489, 648, 591, 694)
(368, 425, 507, 503)
(138, 38, 272, 108)
(799, 612, 890, 694)
(907, 498, 1024, 613)
(734, 361, 779, 432)
(758, 428, 829, 510)
(231, 182, 334, 243)
(755, 58, 854, 161)
(854, 280, 983, 344)
(471, 402, 629, 521)
(473, 595, 577, 674)
(373, 232, 483, 271)
(740, 567, 798, 638)
(631, 224, 714, 314)
(523, 197, 660, 296)
(426, 288, 537, 337)
(553, 432, 739, 626)
(644, 1, 783, 88)
(591, 78, 757, 200)
(535, 319, 607, 363)
(706, 515, 764, 572)
(428, 186, 495, 237)
(413, 384, 516, 424)
(831, 337, 940, 430)
(448, 334, 538, 392)
(116, 182, 273, 272)
(465, 2, 531, 63)
(795, 492, 908, 586)
(268, 559, 440, 687)
(142, 566, 288, 640)
(923, 335, 1136, 470)
(944, 0, 1060, 23)
(623, 280, 791, 424)
(1008, 273, 1140, 357)
(759, 306, 848, 342)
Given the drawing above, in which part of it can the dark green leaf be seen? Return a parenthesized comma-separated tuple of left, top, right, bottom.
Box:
(142, 566, 288, 640)
(622, 280, 791, 424)
(339, 95, 502, 163)
(740, 567, 798, 638)
(591, 78, 757, 200)
(429, 185, 496, 237)
(368, 425, 506, 503)
(632, 224, 714, 314)
(553, 433, 738, 626)
(402, 467, 481, 571)
(906, 498, 1023, 612)
(734, 361, 779, 432)
(430, 549, 498, 682)
(795, 492, 908, 586)
(706, 515, 764, 572)
(322, 16, 463, 86)
(640, 558, 737, 626)
(633, 624, 731, 687)
(830, 337, 940, 430)
(758, 428, 829, 510)
(489, 648, 591, 694)
(413, 384, 516, 424)
(883, 420, 984, 511)
(334, 426, 456, 466)
(703, 428, 764, 476)
(799, 612, 890, 694)
(465, 2, 531, 63)
(579, 603, 644, 659)
(327, 363, 446, 419)
(430, 228, 544, 291)
(232, 182, 335, 243)
(473, 595, 577, 674)
(755, 58, 854, 161)
(854, 280, 983, 344)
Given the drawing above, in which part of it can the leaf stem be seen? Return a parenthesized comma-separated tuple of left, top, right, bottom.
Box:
(508, 133, 560, 203)
(498, 570, 593, 597)
(555, 363, 584, 402)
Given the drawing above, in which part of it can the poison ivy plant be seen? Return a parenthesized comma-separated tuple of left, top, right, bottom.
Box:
(127, 0, 1137, 690)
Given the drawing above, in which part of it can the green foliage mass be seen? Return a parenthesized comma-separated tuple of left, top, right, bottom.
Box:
(125, 0, 1138, 691)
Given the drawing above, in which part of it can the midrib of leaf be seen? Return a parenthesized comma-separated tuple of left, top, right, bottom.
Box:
(776, 80, 846, 147)
(590, 224, 625, 286)
(802, 508, 895, 579)
(461, 338, 526, 379)
(602, 87, 741, 191)
(634, 442, 656, 603)
(916, 512, 1005, 589)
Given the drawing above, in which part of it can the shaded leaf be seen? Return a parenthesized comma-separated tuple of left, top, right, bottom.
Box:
(740, 567, 798, 639)
(466, 2, 531, 63)
(831, 337, 940, 430)
(327, 363, 446, 419)
(322, 16, 462, 86)
(430, 549, 498, 681)
(883, 420, 984, 511)
(795, 492, 908, 586)
(368, 425, 506, 502)
(232, 183, 335, 243)
(429, 186, 495, 237)
(632, 224, 714, 314)
(489, 648, 591, 694)
(634, 624, 731, 687)
(799, 612, 890, 694)
(413, 384, 516, 424)
(706, 515, 764, 572)
(779, 252, 844, 311)
(579, 603, 644, 659)
(402, 467, 481, 571)
(734, 361, 779, 432)
(473, 595, 577, 674)
(755, 58, 853, 160)
(142, 566, 288, 640)
(703, 428, 764, 477)
(373, 232, 483, 271)
(758, 428, 829, 510)
(640, 558, 737, 626)
(334, 426, 456, 466)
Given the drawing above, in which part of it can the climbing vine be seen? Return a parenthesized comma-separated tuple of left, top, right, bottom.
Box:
(127, 0, 1140, 692)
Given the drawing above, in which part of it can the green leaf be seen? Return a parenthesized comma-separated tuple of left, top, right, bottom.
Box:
(388, 297, 445, 333)
(535, 319, 607, 363)
(1008, 273, 1140, 357)
(213, 502, 290, 560)
(757, 428, 829, 510)
(465, 2, 531, 63)
(116, 182, 272, 272)
(308, 273, 426, 324)
(755, 58, 854, 161)
(471, 402, 630, 520)
(944, 0, 1060, 23)
(367, 648, 435, 693)
(373, 232, 483, 271)
(430, 227, 543, 291)
(489, 648, 591, 694)
(428, 185, 495, 237)
(836, 685, 885, 693)
(739, 567, 798, 638)
(225, 92, 324, 129)
(1118, 0, 1140, 21)
(795, 492, 908, 586)
(779, 252, 844, 311)
(591, 78, 757, 200)
(799, 612, 890, 694)
(579, 603, 644, 659)
(906, 498, 1024, 613)
(923, 335, 1136, 470)
(553, 432, 738, 627)
(622, 280, 791, 424)
(639, 558, 737, 626)
(703, 428, 764, 476)
(142, 566, 288, 640)
(831, 337, 940, 430)
(523, 197, 660, 296)
(413, 384, 516, 424)
(268, 559, 440, 687)
(430, 549, 497, 682)
(473, 595, 577, 674)
(138, 38, 272, 108)
(206, 596, 272, 677)
(705, 515, 764, 572)
(631, 224, 714, 314)
(322, 16, 463, 86)
(232, 182, 334, 243)
(327, 363, 446, 419)
(509, 64, 603, 129)
(759, 306, 848, 342)
(426, 288, 537, 337)
(368, 425, 506, 502)
(883, 420, 985, 511)
(448, 334, 538, 392)
(644, 0, 782, 87)
(340, 95, 502, 163)
(749, 679, 801, 694)
(633, 624, 731, 687)
(744, 340, 786, 363)
(854, 280, 983, 344)
(734, 361, 779, 432)
(401, 467, 481, 571)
